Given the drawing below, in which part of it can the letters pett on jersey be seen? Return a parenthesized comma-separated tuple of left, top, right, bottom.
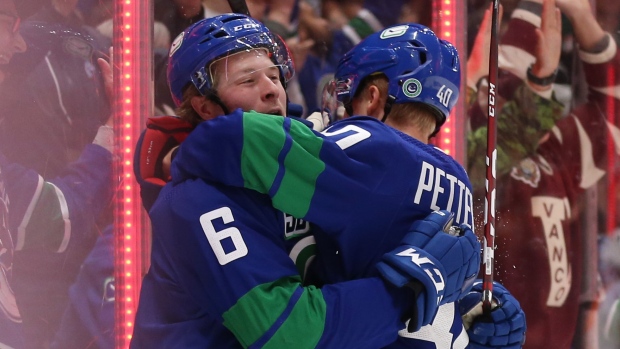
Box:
(171, 110, 475, 348)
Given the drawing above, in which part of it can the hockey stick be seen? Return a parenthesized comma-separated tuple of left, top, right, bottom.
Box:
(482, 0, 500, 315)
(227, 0, 251, 16)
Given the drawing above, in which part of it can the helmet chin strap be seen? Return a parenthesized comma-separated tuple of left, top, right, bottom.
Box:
(430, 111, 446, 137)
(381, 96, 396, 123)
(206, 91, 230, 116)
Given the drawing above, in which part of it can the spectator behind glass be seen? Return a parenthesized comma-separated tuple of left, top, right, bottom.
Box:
(0, 6, 29, 347)
(153, 0, 272, 41)
(0, 0, 110, 178)
(0, 0, 114, 348)
(0, 0, 115, 347)
(466, 0, 620, 347)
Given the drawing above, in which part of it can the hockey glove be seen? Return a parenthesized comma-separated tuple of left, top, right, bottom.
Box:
(133, 116, 194, 211)
(459, 280, 526, 349)
(376, 210, 481, 332)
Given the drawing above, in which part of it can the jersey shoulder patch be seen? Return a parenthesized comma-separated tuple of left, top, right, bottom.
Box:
(510, 157, 541, 188)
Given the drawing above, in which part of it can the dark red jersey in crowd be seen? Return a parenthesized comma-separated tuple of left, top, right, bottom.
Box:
(471, 6, 620, 348)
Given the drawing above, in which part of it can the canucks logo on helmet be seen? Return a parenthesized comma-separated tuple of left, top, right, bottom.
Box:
(402, 78, 422, 98)
(379, 25, 409, 39)
(169, 32, 184, 58)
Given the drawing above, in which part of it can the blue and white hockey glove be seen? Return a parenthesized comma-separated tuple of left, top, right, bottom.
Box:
(376, 210, 481, 332)
(459, 280, 526, 349)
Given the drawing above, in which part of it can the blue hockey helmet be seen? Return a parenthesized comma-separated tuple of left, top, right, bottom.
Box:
(333, 23, 460, 128)
(167, 13, 295, 107)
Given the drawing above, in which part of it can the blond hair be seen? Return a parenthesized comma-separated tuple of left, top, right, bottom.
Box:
(176, 85, 205, 127)
(390, 103, 438, 137)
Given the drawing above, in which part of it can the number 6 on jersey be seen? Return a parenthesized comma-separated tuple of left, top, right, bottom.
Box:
(200, 207, 248, 265)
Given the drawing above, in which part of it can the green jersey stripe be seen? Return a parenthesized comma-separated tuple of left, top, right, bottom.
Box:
(223, 276, 326, 348)
(263, 285, 326, 348)
(241, 114, 285, 197)
(240, 114, 325, 218)
(273, 120, 325, 218)
(17, 181, 70, 253)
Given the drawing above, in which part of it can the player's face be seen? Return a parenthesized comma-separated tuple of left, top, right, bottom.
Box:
(211, 49, 287, 116)
(0, 0, 25, 84)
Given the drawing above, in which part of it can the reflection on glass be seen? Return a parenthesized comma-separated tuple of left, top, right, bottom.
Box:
(0, 0, 614, 348)
(465, 0, 620, 348)
(131, 0, 619, 349)
(0, 0, 114, 348)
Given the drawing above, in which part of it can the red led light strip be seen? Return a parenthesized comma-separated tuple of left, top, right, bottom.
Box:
(113, 0, 152, 347)
(607, 65, 617, 236)
(432, 0, 466, 163)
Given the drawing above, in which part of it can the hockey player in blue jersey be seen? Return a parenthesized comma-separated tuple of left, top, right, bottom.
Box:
(166, 19, 527, 349)
(131, 14, 484, 349)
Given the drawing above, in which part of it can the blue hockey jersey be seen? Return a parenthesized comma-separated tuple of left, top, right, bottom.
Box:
(0, 144, 112, 348)
(168, 110, 474, 348)
(131, 176, 415, 348)
(172, 111, 474, 277)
